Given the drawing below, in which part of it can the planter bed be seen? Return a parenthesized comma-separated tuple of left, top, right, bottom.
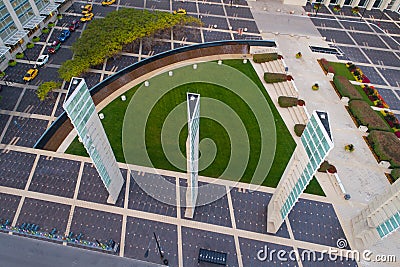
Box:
(349, 100, 391, 132)
(367, 130, 400, 168)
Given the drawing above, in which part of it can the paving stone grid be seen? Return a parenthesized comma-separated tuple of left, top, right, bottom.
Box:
(6, 1, 400, 266)
(305, 4, 400, 112)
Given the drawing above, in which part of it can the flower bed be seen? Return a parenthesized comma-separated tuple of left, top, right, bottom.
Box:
(368, 130, 400, 168)
(278, 96, 298, 108)
(264, 72, 291, 83)
(253, 53, 282, 63)
(333, 5, 341, 13)
(333, 75, 363, 100)
(349, 100, 391, 132)
(362, 85, 389, 108)
(347, 63, 370, 83)
(380, 110, 400, 132)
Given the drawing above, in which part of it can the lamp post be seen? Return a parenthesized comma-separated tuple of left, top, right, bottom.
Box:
(144, 232, 169, 266)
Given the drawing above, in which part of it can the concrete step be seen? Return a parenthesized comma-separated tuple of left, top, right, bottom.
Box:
(277, 59, 286, 72)
(287, 106, 301, 125)
(298, 107, 309, 123)
(273, 83, 284, 96)
(260, 62, 268, 73)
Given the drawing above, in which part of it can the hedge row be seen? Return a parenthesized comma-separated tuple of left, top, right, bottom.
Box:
(348, 100, 391, 132)
(333, 75, 362, 100)
(368, 130, 400, 168)
(278, 96, 298, 108)
(253, 53, 279, 63)
(264, 73, 288, 83)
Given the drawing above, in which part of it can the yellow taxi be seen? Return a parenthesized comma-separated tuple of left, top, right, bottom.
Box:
(81, 4, 93, 14)
(173, 8, 187, 15)
(23, 68, 39, 82)
(80, 12, 94, 22)
(102, 0, 116, 6)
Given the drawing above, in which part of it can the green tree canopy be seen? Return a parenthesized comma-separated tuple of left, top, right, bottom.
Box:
(37, 81, 62, 101)
(59, 8, 202, 81)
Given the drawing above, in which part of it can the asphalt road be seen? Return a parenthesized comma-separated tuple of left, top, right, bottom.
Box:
(0, 233, 163, 267)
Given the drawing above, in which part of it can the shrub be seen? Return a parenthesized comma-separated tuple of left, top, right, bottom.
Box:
(327, 66, 335, 74)
(327, 165, 337, 174)
(42, 27, 49, 34)
(26, 42, 34, 49)
(368, 130, 400, 168)
(333, 75, 363, 100)
(349, 100, 391, 131)
(57, 14, 62, 19)
(278, 96, 298, 108)
(294, 124, 306, 137)
(48, 22, 55, 28)
(264, 73, 288, 83)
(345, 144, 355, 152)
(297, 99, 305, 106)
(253, 53, 279, 63)
(318, 161, 330, 172)
(16, 52, 24, 59)
(391, 168, 400, 181)
(8, 60, 17, 67)
(320, 58, 329, 71)
(0, 71, 5, 77)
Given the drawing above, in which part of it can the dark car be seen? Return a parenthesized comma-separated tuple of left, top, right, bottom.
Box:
(58, 29, 71, 42)
(48, 40, 61, 54)
(69, 20, 80, 32)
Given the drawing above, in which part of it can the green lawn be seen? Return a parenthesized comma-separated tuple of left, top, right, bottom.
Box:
(66, 60, 325, 195)
(329, 62, 355, 81)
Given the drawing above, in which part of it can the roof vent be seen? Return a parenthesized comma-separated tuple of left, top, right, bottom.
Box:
(72, 79, 78, 85)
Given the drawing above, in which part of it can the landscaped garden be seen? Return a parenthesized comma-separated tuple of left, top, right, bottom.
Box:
(319, 59, 400, 183)
(66, 59, 324, 195)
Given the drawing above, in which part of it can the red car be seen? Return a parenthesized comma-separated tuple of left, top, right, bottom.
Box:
(48, 40, 61, 54)
(69, 20, 80, 32)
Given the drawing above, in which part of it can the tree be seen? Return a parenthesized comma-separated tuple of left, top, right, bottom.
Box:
(37, 81, 62, 101)
(59, 8, 202, 81)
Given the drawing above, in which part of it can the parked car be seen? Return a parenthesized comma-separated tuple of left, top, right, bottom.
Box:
(23, 68, 39, 82)
(48, 40, 61, 54)
(58, 29, 71, 42)
(102, 0, 116, 6)
(173, 8, 186, 15)
(81, 4, 92, 14)
(80, 12, 94, 22)
(69, 20, 80, 32)
(35, 54, 49, 67)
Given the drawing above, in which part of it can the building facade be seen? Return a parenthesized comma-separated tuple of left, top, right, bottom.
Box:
(185, 93, 200, 219)
(0, 0, 65, 70)
(63, 78, 124, 204)
(267, 111, 334, 233)
(351, 179, 400, 249)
